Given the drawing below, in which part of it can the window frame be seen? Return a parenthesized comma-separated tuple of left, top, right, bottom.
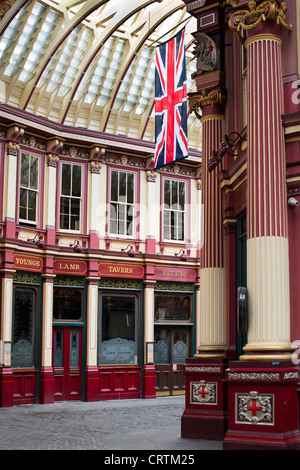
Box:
(98, 291, 139, 366)
(53, 286, 84, 322)
(18, 151, 41, 227)
(12, 285, 39, 369)
(161, 176, 187, 243)
(108, 168, 137, 239)
(58, 160, 84, 233)
(154, 292, 193, 324)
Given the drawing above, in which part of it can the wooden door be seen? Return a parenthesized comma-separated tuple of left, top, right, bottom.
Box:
(53, 327, 83, 401)
(155, 327, 190, 396)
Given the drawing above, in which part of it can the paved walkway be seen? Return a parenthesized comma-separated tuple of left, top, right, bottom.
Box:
(0, 395, 223, 451)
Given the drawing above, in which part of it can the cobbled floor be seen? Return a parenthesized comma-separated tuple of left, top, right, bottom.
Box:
(0, 395, 222, 450)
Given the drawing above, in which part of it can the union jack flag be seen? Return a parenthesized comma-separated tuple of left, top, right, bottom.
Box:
(154, 28, 188, 170)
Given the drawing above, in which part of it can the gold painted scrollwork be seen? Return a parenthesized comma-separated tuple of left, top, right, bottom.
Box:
(228, 1, 292, 44)
(189, 88, 226, 119)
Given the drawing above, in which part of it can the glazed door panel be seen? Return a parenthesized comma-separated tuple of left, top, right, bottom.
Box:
(155, 327, 190, 396)
(53, 327, 82, 401)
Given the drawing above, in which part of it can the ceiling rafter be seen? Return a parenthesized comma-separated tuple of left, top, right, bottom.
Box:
(59, 0, 159, 125)
(0, 5, 32, 77)
(19, 0, 110, 109)
(31, 14, 87, 114)
(105, 5, 195, 138)
(0, 0, 202, 150)
(101, 0, 185, 133)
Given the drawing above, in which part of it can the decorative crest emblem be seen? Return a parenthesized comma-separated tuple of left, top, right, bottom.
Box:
(192, 33, 219, 75)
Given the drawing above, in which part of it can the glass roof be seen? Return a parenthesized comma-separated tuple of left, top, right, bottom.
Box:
(0, 0, 202, 150)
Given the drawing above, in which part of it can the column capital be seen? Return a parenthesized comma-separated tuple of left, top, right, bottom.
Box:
(228, 1, 292, 45)
(189, 87, 226, 119)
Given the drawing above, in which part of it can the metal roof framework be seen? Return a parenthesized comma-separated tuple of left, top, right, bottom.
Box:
(0, 0, 202, 149)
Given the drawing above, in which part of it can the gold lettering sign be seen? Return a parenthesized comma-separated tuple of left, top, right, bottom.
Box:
(54, 259, 87, 275)
(99, 263, 144, 279)
(155, 267, 196, 282)
(13, 254, 43, 272)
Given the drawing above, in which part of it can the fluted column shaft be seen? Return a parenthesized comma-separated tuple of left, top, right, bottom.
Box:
(196, 107, 227, 357)
(243, 28, 291, 359)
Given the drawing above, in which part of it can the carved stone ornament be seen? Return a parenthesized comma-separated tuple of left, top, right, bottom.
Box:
(90, 161, 102, 174)
(146, 170, 158, 182)
(235, 391, 274, 425)
(192, 33, 220, 75)
(47, 154, 59, 167)
(228, 1, 292, 45)
(191, 380, 217, 405)
(7, 141, 20, 155)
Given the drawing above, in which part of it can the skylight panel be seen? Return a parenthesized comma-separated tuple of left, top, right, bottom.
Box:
(97, 95, 109, 107)
(102, 77, 114, 89)
(4, 63, 19, 77)
(19, 69, 34, 82)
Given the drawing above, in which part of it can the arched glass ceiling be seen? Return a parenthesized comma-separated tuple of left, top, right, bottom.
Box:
(0, 0, 202, 149)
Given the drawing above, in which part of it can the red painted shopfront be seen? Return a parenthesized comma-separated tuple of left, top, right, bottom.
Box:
(3, 252, 198, 406)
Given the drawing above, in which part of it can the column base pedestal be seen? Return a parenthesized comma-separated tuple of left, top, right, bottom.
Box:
(181, 357, 228, 441)
(223, 360, 300, 450)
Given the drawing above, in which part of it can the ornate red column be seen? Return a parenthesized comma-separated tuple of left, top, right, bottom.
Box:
(181, 0, 229, 441)
(224, 1, 300, 450)
(193, 89, 227, 359)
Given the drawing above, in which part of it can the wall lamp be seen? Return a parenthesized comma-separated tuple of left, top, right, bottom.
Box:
(288, 197, 299, 207)
(27, 234, 44, 249)
(208, 132, 246, 173)
(69, 240, 82, 253)
(175, 249, 187, 261)
(121, 244, 135, 257)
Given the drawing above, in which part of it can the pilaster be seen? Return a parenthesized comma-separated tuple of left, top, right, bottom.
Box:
(0, 271, 14, 407)
(39, 273, 55, 404)
(85, 275, 100, 402)
(142, 279, 156, 398)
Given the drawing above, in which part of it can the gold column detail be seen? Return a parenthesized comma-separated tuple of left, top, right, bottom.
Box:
(189, 88, 226, 120)
(228, 1, 292, 44)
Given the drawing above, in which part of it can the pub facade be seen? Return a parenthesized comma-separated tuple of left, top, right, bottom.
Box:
(0, 105, 201, 406)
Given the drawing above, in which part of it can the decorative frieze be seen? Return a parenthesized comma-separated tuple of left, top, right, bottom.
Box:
(60, 145, 89, 159)
(227, 370, 299, 381)
(20, 134, 46, 151)
(185, 366, 222, 373)
(228, 371, 280, 381)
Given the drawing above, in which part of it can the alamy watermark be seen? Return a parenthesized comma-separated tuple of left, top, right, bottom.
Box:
(292, 80, 300, 105)
(292, 340, 300, 365)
